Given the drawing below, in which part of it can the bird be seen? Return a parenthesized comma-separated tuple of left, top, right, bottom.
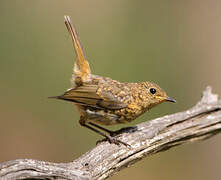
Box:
(49, 16, 176, 147)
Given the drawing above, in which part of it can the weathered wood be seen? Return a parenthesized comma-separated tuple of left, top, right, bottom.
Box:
(0, 86, 221, 180)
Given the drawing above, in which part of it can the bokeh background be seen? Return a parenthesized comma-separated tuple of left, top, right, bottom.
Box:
(0, 1, 221, 180)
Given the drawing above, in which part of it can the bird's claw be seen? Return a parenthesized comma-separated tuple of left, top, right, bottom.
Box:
(96, 136, 131, 147)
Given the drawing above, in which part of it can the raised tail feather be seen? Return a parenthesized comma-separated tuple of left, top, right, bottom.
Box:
(64, 15, 91, 82)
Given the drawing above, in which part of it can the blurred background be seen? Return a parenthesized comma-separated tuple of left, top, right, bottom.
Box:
(0, 0, 220, 179)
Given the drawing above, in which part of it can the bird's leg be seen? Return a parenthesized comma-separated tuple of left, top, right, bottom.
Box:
(79, 117, 130, 147)
(88, 122, 116, 136)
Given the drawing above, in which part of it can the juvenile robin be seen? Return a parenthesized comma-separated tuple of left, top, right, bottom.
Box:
(50, 16, 176, 146)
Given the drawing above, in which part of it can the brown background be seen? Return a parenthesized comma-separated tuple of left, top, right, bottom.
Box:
(0, 1, 220, 180)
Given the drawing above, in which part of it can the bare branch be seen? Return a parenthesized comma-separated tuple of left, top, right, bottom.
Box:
(1, 86, 221, 180)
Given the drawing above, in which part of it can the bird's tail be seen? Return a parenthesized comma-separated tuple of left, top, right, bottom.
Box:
(64, 15, 91, 83)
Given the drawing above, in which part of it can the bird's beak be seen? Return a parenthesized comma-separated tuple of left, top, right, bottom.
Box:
(166, 97, 176, 103)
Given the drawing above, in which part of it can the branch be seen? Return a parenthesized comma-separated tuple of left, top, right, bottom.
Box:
(1, 86, 221, 180)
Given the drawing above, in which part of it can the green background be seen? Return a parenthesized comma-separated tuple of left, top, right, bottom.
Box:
(0, 1, 220, 180)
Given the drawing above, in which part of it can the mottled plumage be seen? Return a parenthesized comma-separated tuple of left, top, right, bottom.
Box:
(50, 16, 176, 146)
(58, 79, 171, 126)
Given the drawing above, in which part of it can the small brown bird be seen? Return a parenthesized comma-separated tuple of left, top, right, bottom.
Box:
(50, 16, 176, 146)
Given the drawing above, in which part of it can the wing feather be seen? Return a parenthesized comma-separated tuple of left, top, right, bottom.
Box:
(56, 84, 127, 110)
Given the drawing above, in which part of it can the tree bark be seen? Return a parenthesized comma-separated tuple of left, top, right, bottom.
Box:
(0, 86, 221, 180)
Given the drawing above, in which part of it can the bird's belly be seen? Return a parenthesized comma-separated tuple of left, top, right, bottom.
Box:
(85, 109, 122, 125)
(75, 104, 147, 126)
(85, 107, 146, 125)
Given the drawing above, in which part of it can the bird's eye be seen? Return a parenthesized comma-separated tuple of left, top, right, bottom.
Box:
(150, 88, 156, 94)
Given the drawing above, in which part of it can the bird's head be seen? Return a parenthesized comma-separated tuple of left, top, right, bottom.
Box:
(143, 82, 176, 108)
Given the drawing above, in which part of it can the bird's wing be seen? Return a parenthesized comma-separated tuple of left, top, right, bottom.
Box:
(55, 84, 128, 110)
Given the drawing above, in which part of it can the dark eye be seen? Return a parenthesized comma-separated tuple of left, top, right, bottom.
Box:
(150, 88, 156, 94)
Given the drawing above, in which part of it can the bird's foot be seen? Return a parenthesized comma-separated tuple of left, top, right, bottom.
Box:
(109, 126, 137, 136)
(108, 136, 131, 147)
(96, 135, 131, 147)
